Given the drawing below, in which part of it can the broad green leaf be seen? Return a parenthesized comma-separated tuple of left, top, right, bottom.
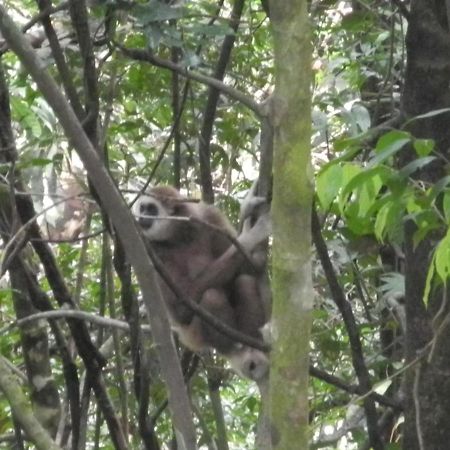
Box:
(443, 191, 450, 223)
(423, 253, 435, 306)
(435, 229, 450, 282)
(375, 130, 410, 153)
(399, 156, 436, 178)
(374, 202, 391, 241)
(357, 172, 385, 217)
(351, 103, 371, 132)
(413, 138, 434, 157)
(374, 199, 404, 243)
(412, 209, 441, 247)
(316, 163, 344, 211)
(340, 11, 374, 32)
(336, 163, 363, 213)
(340, 166, 390, 216)
(18, 158, 53, 169)
(333, 135, 364, 153)
(369, 130, 411, 167)
(145, 24, 164, 49)
(386, 443, 402, 450)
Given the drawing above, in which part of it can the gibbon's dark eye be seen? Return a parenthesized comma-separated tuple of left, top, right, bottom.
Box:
(138, 202, 159, 228)
(140, 202, 158, 217)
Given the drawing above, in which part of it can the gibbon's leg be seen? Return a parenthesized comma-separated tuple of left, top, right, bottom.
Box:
(190, 288, 237, 354)
(183, 286, 270, 381)
(233, 274, 267, 339)
(229, 275, 270, 381)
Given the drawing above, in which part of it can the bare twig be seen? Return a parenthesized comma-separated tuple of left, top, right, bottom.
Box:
(0, 309, 148, 335)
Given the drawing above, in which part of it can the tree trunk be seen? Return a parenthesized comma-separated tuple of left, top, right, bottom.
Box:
(401, 2, 450, 449)
(269, 1, 313, 449)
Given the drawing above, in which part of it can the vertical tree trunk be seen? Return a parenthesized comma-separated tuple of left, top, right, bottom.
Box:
(269, 1, 313, 448)
(401, 2, 450, 449)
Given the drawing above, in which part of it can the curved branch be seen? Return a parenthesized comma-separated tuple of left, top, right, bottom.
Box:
(116, 43, 264, 117)
(0, 309, 150, 335)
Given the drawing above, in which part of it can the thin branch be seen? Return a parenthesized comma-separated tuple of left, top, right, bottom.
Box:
(0, 306, 147, 336)
(312, 209, 383, 450)
(310, 366, 401, 409)
(37, 0, 84, 118)
(115, 43, 263, 117)
(197, 0, 245, 203)
(69, 0, 100, 144)
(22, 1, 69, 33)
(137, 80, 190, 198)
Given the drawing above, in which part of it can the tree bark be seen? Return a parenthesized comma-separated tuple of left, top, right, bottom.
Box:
(268, 1, 313, 448)
(401, 2, 450, 449)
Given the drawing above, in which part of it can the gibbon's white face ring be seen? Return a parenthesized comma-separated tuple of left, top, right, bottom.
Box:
(133, 195, 175, 241)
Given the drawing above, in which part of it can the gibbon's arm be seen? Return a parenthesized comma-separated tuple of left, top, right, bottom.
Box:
(189, 210, 271, 302)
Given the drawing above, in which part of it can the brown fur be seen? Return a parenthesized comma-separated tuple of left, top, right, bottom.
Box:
(134, 186, 269, 380)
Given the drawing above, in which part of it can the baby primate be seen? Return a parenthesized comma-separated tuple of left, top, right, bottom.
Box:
(133, 185, 269, 380)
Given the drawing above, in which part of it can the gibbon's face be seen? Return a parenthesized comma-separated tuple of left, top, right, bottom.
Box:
(133, 195, 175, 241)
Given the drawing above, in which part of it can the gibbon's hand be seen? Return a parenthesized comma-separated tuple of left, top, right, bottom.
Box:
(239, 210, 272, 252)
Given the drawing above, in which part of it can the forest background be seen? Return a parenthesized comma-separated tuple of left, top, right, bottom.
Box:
(0, 1, 449, 450)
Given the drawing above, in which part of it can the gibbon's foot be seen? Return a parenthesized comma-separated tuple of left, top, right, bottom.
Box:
(228, 346, 269, 381)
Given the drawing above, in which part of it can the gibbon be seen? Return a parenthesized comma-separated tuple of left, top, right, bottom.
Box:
(134, 185, 270, 380)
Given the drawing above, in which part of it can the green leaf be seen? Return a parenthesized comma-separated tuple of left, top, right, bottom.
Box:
(340, 166, 390, 216)
(424, 229, 450, 304)
(411, 209, 441, 246)
(133, 0, 184, 23)
(17, 158, 53, 169)
(423, 253, 435, 306)
(435, 229, 450, 282)
(443, 191, 450, 223)
(374, 199, 404, 243)
(351, 103, 371, 132)
(369, 130, 411, 167)
(336, 163, 363, 213)
(399, 156, 436, 178)
(413, 138, 434, 157)
(374, 202, 391, 241)
(358, 174, 384, 217)
(428, 175, 450, 202)
(404, 107, 450, 127)
(316, 163, 344, 211)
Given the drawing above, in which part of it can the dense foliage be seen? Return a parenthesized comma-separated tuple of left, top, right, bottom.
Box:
(0, 0, 449, 449)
